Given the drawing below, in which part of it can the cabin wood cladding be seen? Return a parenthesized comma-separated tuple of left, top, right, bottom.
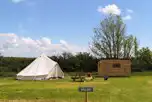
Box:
(98, 59, 131, 76)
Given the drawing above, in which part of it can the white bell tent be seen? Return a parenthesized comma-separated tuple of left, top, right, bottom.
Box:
(16, 53, 64, 80)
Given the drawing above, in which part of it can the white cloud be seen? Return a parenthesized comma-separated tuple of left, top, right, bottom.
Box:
(0, 34, 88, 57)
(127, 9, 133, 13)
(11, 0, 25, 3)
(123, 15, 132, 20)
(11, 0, 36, 7)
(97, 4, 121, 15)
(97, 4, 133, 21)
(41, 37, 51, 45)
(0, 33, 17, 37)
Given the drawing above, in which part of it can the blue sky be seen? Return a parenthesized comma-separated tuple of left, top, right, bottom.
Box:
(0, 0, 151, 57)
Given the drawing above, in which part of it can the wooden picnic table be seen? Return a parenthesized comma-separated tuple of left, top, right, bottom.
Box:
(71, 73, 85, 82)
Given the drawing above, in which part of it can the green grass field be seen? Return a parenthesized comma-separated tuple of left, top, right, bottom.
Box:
(0, 72, 152, 102)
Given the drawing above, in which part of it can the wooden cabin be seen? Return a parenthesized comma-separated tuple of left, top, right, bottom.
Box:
(98, 59, 131, 76)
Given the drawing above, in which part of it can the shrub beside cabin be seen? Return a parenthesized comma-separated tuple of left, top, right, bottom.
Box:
(98, 59, 131, 76)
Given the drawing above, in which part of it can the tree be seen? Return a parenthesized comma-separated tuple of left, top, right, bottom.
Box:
(59, 52, 75, 72)
(123, 35, 134, 58)
(50, 55, 59, 62)
(90, 14, 137, 59)
(75, 52, 98, 72)
(132, 47, 152, 71)
(138, 47, 152, 65)
(0, 53, 3, 58)
(131, 37, 140, 71)
(134, 37, 139, 58)
(0, 53, 3, 66)
(62, 52, 73, 60)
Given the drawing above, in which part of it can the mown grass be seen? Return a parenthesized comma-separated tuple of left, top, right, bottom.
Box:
(0, 72, 152, 102)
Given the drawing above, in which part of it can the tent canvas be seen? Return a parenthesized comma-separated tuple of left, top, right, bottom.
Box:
(16, 54, 64, 80)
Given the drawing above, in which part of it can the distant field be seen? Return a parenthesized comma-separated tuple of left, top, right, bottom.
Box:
(0, 72, 152, 102)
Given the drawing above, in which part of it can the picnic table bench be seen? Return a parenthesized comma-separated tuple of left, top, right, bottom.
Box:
(71, 73, 85, 82)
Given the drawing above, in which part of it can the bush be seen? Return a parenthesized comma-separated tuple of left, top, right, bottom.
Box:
(0, 67, 10, 72)
(0, 72, 16, 77)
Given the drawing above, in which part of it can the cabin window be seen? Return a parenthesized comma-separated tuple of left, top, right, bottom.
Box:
(113, 63, 121, 68)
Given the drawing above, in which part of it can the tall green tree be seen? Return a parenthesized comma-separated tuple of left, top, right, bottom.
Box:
(133, 37, 139, 58)
(138, 47, 152, 65)
(90, 14, 137, 59)
(75, 52, 98, 72)
(132, 47, 152, 71)
(123, 35, 134, 58)
(62, 52, 73, 60)
(0, 53, 3, 67)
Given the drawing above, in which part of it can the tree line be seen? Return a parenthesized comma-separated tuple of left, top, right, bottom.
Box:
(0, 52, 98, 77)
(1, 47, 152, 77)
